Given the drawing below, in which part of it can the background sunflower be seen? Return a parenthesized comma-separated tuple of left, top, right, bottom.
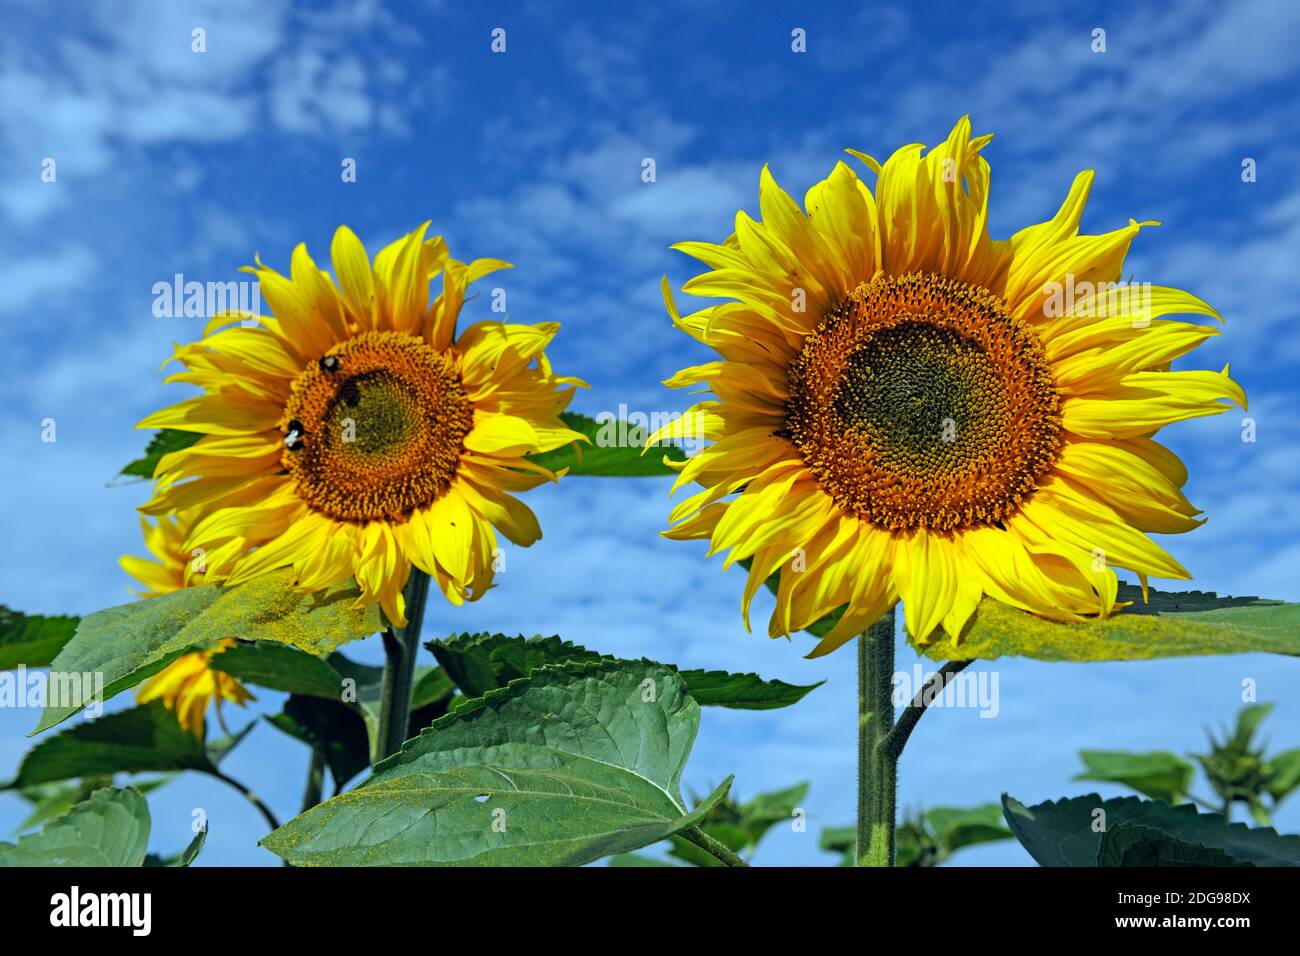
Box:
(120, 513, 254, 738)
(137, 225, 585, 626)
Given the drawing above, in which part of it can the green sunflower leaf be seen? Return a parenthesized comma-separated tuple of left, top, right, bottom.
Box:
(524, 411, 686, 477)
(12, 783, 92, 834)
(12, 776, 174, 835)
(1098, 823, 1252, 867)
(820, 825, 857, 866)
(1002, 792, 1300, 867)
(32, 570, 382, 734)
(6, 701, 215, 789)
(0, 787, 150, 867)
(607, 853, 683, 867)
(1266, 749, 1300, 802)
(428, 633, 605, 697)
(208, 641, 347, 700)
(119, 428, 202, 480)
(0, 606, 79, 669)
(261, 660, 731, 866)
(410, 666, 455, 711)
(429, 632, 820, 710)
(920, 584, 1300, 662)
(925, 803, 1014, 854)
(176, 825, 207, 867)
(677, 669, 822, 709)
(145, 824, 209, 867)
(1074, 750, 1197, 805)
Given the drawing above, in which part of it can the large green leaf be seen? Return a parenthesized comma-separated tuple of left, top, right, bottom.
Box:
(33, 570, 381, 733)
(1003, 793, 1300, 867)
(6, 702, 215, 788)
(920, 585, 1300, 662)
(0, 606, 79, 669)
(208, 641, 346, 700)
(430, 632, 819, 711)
(0, 787, 150, 867)
(119, 428, 202, 480)
(1098, 823, 1252, 867)
(524, 411, 685, 477)
(1075, 750, 1197, 805)
(262, 660, 731, 866)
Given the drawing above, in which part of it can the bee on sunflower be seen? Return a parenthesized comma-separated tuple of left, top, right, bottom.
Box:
(656, 117, 1244, 657)
(120, 512, 254, 737)
(136, 224, 585, 627)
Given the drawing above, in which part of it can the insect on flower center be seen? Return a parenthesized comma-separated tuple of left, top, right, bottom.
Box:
(785, 272, 1062, 532)
(280, 330, 474, 523)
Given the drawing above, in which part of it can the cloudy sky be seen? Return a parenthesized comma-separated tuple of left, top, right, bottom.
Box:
(2, 0, 1298, 865)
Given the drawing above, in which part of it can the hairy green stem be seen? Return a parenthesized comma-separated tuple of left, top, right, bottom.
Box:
(679, 826, 751, 867)
(856, 608, 897, 867)
(375, 569, 432, 763)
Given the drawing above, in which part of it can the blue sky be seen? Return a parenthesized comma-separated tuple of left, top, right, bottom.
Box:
(2, 0, 1299, 865)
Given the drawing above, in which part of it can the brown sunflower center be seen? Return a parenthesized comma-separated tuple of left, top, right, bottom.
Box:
(280, 330, 473, 523)
(784, 272, 1062, 532)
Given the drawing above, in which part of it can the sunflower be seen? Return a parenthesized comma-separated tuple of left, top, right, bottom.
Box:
(656, 117, 1245, 657)
(120, 513, 254, 737)
(137, 224, 584, 626)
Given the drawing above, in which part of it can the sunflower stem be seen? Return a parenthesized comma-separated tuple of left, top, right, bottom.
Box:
(856, 608, 897, 867)
(375, 569, 432, 763)
(679, 826, 751, 867)
(884, 660, 971, 759)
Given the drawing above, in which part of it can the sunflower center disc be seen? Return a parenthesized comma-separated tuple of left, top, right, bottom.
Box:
(281, 330, 474, 523)
(785, 272, 1062, 532)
